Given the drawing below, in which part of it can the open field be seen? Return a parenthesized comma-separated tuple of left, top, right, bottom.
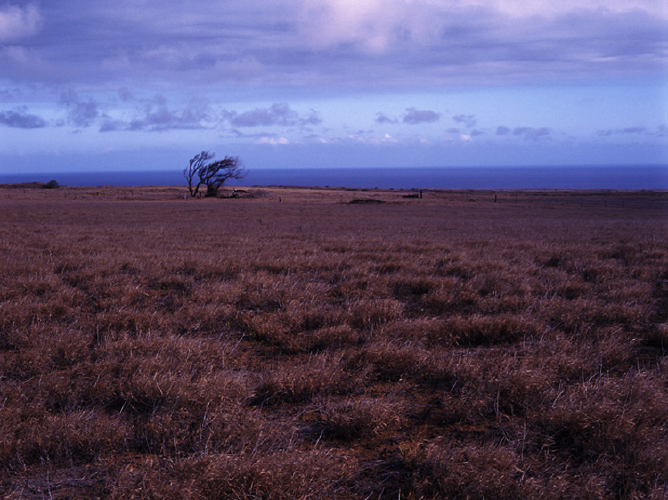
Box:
(1, 185, 667, 499)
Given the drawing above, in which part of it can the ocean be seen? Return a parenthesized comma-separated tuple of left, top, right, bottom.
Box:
(1, 165, 667, 190)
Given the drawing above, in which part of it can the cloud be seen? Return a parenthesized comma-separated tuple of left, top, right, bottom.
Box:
(513, 127, 551, 140)
(486, 0, 661, 18)
(496, 125, 550, 140)
(98, 95, 212, 132)
(223, 103, 322, 128)
(118, 87, 133, 102)
(311, 130, 399, 145)
(293, 0, 668, 86)
(452, 114, 476, 128)
(298, 0, 420, 53)
(55, 93, 322, 134)
(1, 1, 665, 88)
(124, 96, 211, 132)
(345, 132, 399, 144)
(403, 107, 440, 125)
(596, 127, 648, 137)
(61, 89, 99, 128)
(375, 112, 397, 124)
(0, 107, 46, 128)
(0, 4, 41, 42)
(621, 127, 647, 134)
(99, 118, 125, 133)
(596, 126, 663, 137)
(256, 136, 290, 145)
(295, 0, 661, 55)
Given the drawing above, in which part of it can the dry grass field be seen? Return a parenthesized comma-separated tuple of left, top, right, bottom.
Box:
(1, 185, 667, 499)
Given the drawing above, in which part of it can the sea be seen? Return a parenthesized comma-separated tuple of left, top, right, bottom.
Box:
(1, 165, 667, 190)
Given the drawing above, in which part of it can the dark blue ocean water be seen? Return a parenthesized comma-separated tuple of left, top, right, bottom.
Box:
(2, 166, 667, 190)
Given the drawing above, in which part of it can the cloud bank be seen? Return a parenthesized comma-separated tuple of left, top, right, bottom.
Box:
(0, 0, 664, 88)
(0, 108, 46, 128)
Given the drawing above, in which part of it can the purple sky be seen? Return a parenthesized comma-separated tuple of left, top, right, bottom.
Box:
(1, 0, 667, 174)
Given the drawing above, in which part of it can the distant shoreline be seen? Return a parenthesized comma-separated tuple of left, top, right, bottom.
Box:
(1, 165, 667, 190)
(2, 182, 667, 191)
(1, 183, 667, 197)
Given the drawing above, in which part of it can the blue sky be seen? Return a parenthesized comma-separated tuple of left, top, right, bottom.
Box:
(0, 0, 667, 174)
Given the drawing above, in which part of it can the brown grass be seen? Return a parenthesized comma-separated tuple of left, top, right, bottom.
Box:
(1, 185, 667, 499)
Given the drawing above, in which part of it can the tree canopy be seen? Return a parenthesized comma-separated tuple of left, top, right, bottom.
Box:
(184, 151, 245, 198)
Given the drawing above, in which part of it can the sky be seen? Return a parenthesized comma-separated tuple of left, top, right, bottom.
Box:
(0, 0, 667, 174)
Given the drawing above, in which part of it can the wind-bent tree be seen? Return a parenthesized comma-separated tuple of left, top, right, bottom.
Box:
(184, 151, 245, 198)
